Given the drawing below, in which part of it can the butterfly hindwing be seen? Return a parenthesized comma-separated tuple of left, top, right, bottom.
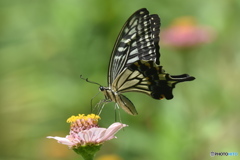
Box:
(112, 60, 194, 101)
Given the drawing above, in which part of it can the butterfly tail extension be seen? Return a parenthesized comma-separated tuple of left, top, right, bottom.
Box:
(162, 73, 195, 100)
(117, 94, 138, 115)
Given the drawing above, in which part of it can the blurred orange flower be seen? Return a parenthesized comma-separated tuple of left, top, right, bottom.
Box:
(96, 154, 123, 160)
(161, 16, 215, 48)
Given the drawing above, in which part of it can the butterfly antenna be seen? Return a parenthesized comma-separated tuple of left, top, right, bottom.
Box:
(80, 75, 101, 86)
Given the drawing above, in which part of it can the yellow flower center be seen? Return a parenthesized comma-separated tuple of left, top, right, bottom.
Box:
(67, 114, 100, 123)
(66, 114, 101, 131)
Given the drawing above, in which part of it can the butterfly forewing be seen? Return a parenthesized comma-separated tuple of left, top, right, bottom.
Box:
(108, 8, 161, 85)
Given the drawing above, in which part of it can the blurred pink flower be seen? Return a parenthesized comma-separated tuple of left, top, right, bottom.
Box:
(47, 114, 127, 149)
(161, 16, 215, 48)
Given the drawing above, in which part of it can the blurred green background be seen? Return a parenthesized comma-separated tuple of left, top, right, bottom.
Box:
(1, 0, 240, 160)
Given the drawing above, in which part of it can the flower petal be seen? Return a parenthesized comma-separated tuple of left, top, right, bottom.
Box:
(47, 136, 75, 147)
(78, 131, 89, 145)
(91, 128, 106, 142)
(96, 122, 128, 143)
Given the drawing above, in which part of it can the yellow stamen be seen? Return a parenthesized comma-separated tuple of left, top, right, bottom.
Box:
(66, 114, 101, 123)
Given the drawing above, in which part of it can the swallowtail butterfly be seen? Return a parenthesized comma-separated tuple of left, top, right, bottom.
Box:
(98, 8, 195, 115)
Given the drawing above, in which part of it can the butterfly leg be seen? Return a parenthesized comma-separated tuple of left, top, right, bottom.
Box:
(114, 103, 123, 122)
(90, 91, 101, 113)
(94, 99, 112, 115)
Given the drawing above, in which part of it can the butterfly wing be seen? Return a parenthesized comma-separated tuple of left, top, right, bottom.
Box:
(111, 60, 195, 115)
(108, 8, 161, 85)
(103, 8, 195, 115)
(112, 60, 195, 100)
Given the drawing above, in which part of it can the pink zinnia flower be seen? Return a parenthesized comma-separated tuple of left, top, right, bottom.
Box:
(161, 16, 215, 48)
(47, 114, 127, 148)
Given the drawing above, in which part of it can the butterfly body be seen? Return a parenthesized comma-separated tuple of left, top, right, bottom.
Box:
(98, 8, 195, 115)
(99, 84, 138, 115)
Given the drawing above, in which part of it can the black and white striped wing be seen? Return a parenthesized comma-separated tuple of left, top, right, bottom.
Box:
(101, 8, 195, 115)
(112, 60, 195, 100)
(108, 8, 161, 85)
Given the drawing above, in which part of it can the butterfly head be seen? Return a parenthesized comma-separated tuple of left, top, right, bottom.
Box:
(99, 86, 111, 97)
(99, 86, 104, 91)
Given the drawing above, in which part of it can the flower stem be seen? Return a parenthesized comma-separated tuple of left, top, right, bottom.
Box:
(73, 145, 102, 160)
